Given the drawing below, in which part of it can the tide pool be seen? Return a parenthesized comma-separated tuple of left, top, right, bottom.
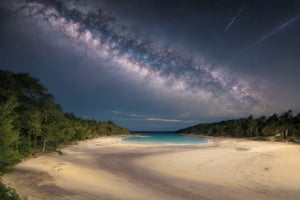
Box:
(123, 132, 208, 144)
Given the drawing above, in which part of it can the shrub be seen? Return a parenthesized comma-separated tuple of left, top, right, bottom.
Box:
(0, 181, 23, 200)
(0, 146, 22, 171)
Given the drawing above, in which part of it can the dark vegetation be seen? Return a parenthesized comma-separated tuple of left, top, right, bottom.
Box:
(0, 181, 23, 200)
(0, 69, 130, 199)
(178, 111, 300, 143)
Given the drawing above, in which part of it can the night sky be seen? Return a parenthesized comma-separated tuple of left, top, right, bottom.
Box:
(1, 0, 300, 131)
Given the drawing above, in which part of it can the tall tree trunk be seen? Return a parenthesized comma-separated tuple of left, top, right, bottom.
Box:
(285, 129, 289, 143)
(34, 135, 37, 149)
(42, 139, 47, 153)
(256, 128, 259, 137)
(28, 134, 31, 149)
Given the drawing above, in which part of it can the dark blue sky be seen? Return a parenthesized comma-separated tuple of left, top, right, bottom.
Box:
(1, 0, 300, 131)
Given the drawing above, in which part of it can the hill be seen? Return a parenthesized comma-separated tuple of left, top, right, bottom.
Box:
(177, 112, 300, 142)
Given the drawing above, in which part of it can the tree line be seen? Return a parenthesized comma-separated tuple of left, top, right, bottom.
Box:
(0, 69, 130, 172)
(178, 111, 300, 143)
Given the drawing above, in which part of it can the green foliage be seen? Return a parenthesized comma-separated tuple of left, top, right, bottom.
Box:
(0, 181, 23, 200)
(0, 146, 21, 171)
(178, 110, 300, 142)
(0, 69, 130, 164)
(0, 96, 19, 147)
(0, 69, 130, 198)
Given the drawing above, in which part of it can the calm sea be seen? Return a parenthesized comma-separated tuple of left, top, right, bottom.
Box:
(123, 132, 208, 144)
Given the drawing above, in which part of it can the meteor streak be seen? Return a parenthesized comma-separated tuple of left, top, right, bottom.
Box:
(255, 13, 300, 45)
(225, 7, 244, 31)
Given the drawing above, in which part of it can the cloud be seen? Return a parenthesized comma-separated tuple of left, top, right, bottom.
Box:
(130, 113, 146, 118)
(110, 110, 122, 114)
(178, 112, 191, 117)
(127, 114, 195, 123)
(145, 117, 196, 123)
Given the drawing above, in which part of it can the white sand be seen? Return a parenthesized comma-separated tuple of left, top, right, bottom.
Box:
(3, 137, 300, 200)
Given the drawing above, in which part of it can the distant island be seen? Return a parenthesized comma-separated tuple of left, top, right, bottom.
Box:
(0, 69, 130, 199)
(178, 111, 300, 143)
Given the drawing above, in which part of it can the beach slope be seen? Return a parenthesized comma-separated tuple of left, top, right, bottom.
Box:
(3, 138, 300, 200)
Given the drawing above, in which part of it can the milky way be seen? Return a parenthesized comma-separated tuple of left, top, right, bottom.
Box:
(14, 0, 266, 116)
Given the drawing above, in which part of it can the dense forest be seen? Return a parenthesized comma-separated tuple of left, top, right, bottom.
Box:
(178, 111, 300, 143)
(0, 69, 130, 199)
(0, 69, 130, 169)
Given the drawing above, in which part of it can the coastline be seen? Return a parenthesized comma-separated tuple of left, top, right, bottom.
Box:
(3, 136, 300, 200)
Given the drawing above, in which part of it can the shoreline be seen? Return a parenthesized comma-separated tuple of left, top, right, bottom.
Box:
(3, 136, 300, 200)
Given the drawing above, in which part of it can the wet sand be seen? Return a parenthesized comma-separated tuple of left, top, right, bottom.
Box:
(3, 137, 300, 200)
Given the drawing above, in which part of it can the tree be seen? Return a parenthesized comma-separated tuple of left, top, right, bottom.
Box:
(0, 181, 23, 200)
(0, 96, 21, 170)
(0, 69, 130, 154)
(27, 110, 42, 149)
(0, 96, 19, 147)
(178, 110, 300, 143)
(279, 110, 293, 142)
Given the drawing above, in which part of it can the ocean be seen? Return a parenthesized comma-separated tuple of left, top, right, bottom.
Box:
(123, 132, 208, 144)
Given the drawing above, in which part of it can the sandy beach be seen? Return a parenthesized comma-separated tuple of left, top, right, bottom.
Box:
(2, 137, 300, 200)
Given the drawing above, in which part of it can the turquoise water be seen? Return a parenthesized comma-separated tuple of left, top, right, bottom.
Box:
(123, 132, 208, 144)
